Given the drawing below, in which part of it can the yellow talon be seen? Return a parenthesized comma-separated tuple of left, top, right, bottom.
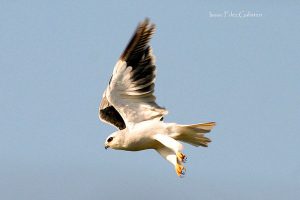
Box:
(175, 163, 186, 177)
(176, 152, 187, 163)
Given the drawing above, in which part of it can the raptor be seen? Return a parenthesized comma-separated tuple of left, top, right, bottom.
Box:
(99, 19, 216, 177)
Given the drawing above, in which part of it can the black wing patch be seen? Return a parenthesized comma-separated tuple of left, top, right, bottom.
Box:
(99, 106, 126, 130)
(99, 94, 126, 130)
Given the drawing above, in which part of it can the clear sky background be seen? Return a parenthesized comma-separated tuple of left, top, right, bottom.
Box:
(1, 1, 299, 200)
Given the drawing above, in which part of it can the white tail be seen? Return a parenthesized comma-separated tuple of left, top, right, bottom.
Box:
(171, 122, 216, 147)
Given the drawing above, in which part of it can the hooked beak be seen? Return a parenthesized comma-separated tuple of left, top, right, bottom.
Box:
(104, 144, 109, 150)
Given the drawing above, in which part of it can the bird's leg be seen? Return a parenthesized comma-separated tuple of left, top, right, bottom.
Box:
(176, 152, 187, 163)
(175, 152, 187, 177)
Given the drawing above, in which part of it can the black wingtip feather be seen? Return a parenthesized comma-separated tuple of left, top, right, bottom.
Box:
(100, 106, 126, 130)
(120, 19, 155, 68)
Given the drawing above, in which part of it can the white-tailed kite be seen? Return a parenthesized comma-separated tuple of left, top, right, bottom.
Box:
(99, 19, 216, 177)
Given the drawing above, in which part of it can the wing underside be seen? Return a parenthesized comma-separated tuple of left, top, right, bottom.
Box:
(99, 19, 167, 130)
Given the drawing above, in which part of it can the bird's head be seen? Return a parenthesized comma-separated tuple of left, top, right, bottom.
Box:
(104, 131, 125, 150)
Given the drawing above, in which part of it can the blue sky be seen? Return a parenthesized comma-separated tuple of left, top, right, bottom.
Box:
(1, 1, 299, 200)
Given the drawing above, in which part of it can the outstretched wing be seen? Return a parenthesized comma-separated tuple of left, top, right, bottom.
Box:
(99, 19, 167, 130)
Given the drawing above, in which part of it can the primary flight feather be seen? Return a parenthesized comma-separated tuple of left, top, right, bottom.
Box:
(99, 19, 216, 177)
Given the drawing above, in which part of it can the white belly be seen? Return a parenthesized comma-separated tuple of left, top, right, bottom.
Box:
(123, 120, 166, 151)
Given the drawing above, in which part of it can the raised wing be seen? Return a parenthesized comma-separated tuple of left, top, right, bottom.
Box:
(99, 19, 167, 130)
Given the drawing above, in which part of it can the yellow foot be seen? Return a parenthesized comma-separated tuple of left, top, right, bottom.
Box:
(175, 163, 186, 177)
(176, 152, 187, 163)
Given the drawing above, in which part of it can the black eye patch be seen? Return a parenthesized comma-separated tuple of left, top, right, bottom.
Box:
(107, 137, 113, 142)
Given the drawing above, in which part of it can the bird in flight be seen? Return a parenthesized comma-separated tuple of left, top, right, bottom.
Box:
(99, 19, 216, 177)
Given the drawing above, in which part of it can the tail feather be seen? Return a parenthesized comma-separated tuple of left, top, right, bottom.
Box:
(172, 122, 216, 147)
